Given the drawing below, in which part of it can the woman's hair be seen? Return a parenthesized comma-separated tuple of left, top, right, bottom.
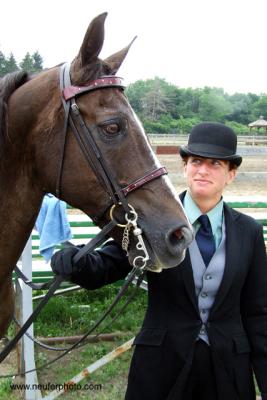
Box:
(181, 156, 238, 171)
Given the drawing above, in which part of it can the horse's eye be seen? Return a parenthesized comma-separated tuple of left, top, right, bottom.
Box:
(102, 123, 120, 135)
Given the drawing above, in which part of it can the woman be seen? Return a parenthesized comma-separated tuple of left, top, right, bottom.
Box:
(51, 122, 267, 400)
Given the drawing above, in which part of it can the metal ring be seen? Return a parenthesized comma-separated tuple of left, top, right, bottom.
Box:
(133, 256, 147, 270)
(109, 203, 136, 227)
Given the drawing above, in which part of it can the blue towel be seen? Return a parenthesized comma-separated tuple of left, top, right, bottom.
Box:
(35, 194, 72, 262)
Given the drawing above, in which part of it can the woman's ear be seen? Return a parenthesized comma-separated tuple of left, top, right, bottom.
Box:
(226, 167, 237, 185)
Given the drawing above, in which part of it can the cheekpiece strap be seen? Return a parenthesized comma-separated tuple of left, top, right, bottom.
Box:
(121, 167, 168, 196)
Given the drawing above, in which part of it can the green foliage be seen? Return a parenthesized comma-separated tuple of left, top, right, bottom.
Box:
(0, 378, 12, 396)
(0, 50, 43, 76)
(198, 88, 233, 122)
(251, 96, 267, 121)
(177, 116, 202, 134)
(225, 121, 249, 135)
(32, 51, 43, 72)
(0, 51, 8, 77)
(19, 52, 34, 73)
(5, 53, 19, 74)
(126, 78, 267, 134)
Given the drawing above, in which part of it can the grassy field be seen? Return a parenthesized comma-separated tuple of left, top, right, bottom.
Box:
(0, 285, 147, 399)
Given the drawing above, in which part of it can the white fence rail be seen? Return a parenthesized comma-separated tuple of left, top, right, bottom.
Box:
(148, 134, 267, 146)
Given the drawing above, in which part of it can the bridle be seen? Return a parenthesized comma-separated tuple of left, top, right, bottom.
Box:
(57, 63, 167, 215)
(0, 63, 168, 371)
(58, 62, 168, 268)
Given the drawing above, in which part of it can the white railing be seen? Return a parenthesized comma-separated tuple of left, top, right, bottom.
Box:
(148, 134, 267, 146)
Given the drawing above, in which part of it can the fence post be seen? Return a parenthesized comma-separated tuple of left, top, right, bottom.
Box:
(18, 237, 42, 400)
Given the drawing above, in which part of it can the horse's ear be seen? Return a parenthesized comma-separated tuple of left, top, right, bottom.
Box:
(78, 12, 107, 66)
(104, 37, 137, 74)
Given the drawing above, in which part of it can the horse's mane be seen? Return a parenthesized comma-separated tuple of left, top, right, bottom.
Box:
(0, 70, 29, 152)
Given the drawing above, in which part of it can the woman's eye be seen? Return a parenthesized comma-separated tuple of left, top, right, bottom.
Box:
(102, 123, 120, 135)
(212, 160, 221, 166)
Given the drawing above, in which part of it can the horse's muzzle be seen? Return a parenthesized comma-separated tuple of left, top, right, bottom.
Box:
(135, 222, 194, 273)
(165, 225, 194, 257)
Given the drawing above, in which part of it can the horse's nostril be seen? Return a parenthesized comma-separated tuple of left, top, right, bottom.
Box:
(173, 228, 184, 241)
(165, 225, 194, 257)
(167, 227, 184, 249)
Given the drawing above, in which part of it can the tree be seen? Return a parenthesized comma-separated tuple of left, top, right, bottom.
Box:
(198, 89, 232, 122)
(32, 51, 43, 72)
(176, 88, 202, 118)
(126, 80, 146, 114)
(141, 78, 174, 121)
(19, 52, 34, 73)
(250, 95, 267, 122)
(0, 51, 7, 77)
(5, 53, 19, 73)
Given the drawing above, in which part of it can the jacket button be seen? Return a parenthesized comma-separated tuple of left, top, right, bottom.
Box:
(200, 324, 206, 335)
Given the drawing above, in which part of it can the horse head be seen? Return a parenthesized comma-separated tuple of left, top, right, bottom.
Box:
(5, 13, 193, 275)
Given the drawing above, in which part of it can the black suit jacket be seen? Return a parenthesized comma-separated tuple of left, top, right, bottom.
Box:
(72, 197, 267, 400)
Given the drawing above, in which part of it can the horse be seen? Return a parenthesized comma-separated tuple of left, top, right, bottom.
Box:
(0, 12, 193, 338)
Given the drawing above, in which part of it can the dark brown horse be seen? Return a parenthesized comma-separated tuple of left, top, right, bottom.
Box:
(0, 13, 193, 338)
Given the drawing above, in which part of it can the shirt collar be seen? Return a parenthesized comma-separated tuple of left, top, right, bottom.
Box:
(183, 191, 224, 234)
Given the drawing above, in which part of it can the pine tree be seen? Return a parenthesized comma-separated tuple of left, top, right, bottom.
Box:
(19, 52, 34, 73)
(32, 51, 43, 72)
(6, 53, 19, 73)
(0, 51, 7, 77)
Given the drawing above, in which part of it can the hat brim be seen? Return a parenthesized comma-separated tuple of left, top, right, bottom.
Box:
(179, 146, 242, 167)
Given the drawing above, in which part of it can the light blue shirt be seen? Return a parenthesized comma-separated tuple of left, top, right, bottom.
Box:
(183, 191, 224, 249)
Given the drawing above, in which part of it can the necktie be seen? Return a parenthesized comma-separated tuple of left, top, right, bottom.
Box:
(195, 215, 216, 266)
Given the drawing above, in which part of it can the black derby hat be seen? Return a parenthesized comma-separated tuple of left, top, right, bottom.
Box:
(180, 122, 242, 166)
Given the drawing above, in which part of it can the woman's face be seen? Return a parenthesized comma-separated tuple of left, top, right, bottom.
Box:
(184, 156, 236, 204)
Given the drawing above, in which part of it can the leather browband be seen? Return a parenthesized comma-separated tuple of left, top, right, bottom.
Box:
(121, 167, 168, 196)
(62, 76, 125, 101)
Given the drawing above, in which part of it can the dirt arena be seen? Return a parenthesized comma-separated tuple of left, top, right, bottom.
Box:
(157, 154, 267, 198)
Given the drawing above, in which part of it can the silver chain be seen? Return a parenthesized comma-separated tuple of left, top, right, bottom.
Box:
(121, 205, 150, 270)
(110, 203, 150, 270)
(122, 225, 130, 253)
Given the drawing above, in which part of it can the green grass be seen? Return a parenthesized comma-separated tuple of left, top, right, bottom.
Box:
(32, 284, 147, 337)
(3, 283, 147, 399)
(38, 338, 134, 399)
(32, 282, 147, 399)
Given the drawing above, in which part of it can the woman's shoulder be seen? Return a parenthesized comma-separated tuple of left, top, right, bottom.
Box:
(223, 202, 263, 232)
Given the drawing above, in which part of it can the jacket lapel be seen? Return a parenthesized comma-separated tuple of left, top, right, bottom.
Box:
(180, 251, 199, 313)
(179, 191, 199, 313)
(210, 203, 241, 316)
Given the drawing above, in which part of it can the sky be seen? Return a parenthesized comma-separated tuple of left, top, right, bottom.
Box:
(1, 0, 267, 95)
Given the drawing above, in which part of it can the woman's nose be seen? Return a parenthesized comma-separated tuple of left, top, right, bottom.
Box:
(197, 164, 209, 174)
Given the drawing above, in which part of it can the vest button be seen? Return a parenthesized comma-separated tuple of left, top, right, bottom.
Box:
(200, 324, 206, 335)
(205, 274, 212, 280)
(201, 292, 208, 298)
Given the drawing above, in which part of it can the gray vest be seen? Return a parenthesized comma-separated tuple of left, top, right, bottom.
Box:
(189, 219, 226, 344)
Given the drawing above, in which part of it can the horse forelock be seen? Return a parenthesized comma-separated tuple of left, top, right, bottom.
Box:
(71, 58, 112, 85)
(0, 71, 29, 152)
